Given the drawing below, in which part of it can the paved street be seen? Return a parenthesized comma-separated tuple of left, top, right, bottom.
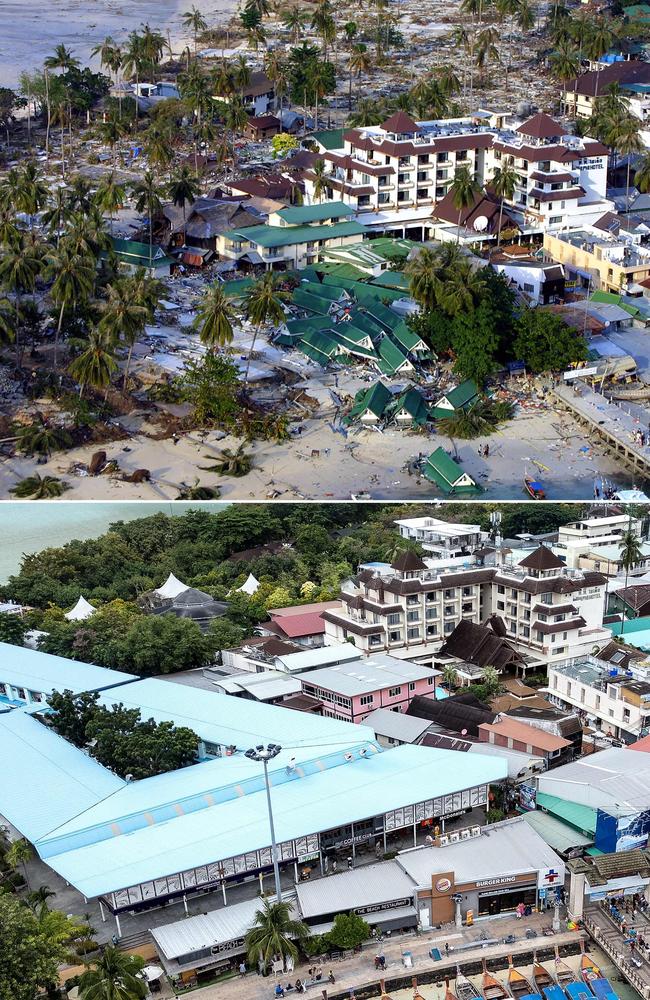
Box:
(585, 903, 650, 999)
(188, 912, 585, 1000)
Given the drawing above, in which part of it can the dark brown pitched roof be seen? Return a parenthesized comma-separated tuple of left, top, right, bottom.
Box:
(433, 187, 518, 234)
(382, 111, 419, 133)
(391, 550, 428, 572)
(407, 693, 496, 737)
(516, 113, 563, 140)
(567, 60, 650, 98)
(438, 619, 525, 670)
(615, 584, 650, 611)
(518, 545, 565, 571)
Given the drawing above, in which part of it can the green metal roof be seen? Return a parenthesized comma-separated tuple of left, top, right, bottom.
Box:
(369, 270, 411, 291)
(366, 237, 415, 261)
(292, 288, 336, 315)
(347, 381, 392, 421)
(590, 290, 640, 317)
(377, 335, 413, 376)
(226, 220, 366, 249)
(334, 323, 374, 347)
(285, 316, 334, 336)
(521, 808, 593, 855)
(106, 237, 173, 269)
(390, 321, 426, 354)
(310, 128, 345, 151)
(299, 329, 340, 365)
(223, 277, 255, 298)
(277, 201, 354, 225)
(297, 281, 348, 302)
(423, 448, 480, 494)
(320, 274, 404, 303)
(392, 387, 430, 425)
(364, 301, 402, 332)
(349, 311, 385, 339)
(315, 261, 368, 281)
(431, 380, 480, 418)
(536, 791, 597, 836)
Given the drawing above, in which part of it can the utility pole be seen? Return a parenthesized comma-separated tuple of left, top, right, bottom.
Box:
(245, 743, 283, 901)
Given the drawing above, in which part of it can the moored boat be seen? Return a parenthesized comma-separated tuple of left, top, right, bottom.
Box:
(456, 972, 482, 1000)
(533, 963, 554, 992)
(590, 980, 619, 1000)
(565, 983, 593, 1000)
(554, 958, 575, 986)
(524, 474, 545, 500)
(507, 966, 536, 1000)
(482, 971, 509, 1000)
(580, 955, 602, 985)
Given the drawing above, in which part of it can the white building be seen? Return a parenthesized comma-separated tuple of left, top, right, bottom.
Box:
(556, 510, 645, 570)
(304, 109, 611, 238)
(323, 545, 611, 669)
(394, 516, 489, 568)
(547, 655, 650, 742)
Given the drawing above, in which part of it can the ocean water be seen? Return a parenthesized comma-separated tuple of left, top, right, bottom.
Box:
(0, 501, 224, 583)
(0, 0, 236, 88)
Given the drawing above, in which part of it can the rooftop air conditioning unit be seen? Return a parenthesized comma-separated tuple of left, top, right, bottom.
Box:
(471, 826, 481, 837)
(439, 834, 450, 846)
(461, 829, 471, 840)
(449, 831, 461, 843)
(344, 752, 354, 761)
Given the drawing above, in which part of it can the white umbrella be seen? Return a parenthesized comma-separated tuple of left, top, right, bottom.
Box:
(67, 988, 80, 999)
(142, 966, 164, 981)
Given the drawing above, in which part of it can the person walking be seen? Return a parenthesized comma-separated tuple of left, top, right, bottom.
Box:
(239, 961, 246, 977)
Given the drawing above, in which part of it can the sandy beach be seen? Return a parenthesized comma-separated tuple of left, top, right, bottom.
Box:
(0, 403, 631, 501)
(0, 0, 237, 88)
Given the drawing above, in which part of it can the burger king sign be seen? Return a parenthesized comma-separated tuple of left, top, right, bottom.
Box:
(436, 877, 452, 893)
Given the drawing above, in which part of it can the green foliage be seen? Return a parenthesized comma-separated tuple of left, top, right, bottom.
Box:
(437, 399, 514, 439)
(37, 601, 213, 675)
(0, 894, 88, 1000)
(79, 945, 147, 1000)
(207, 617, 246, 653)
(177, 353, 242, 427)
(0, 614, 28, 646)
(246, 899, 310, 969)
(486, 808, 505, 824)
(48, 690, 199, 778)
(272, 132, 299, 158)
(513, 307, 588, 374)
(9, 474, 69, 499)
(326, 912, 370, 950)
(200, 443, 253, 477)
(288, 44, 336, 106)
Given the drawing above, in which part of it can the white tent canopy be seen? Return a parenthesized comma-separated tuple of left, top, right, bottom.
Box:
(236, 573, 260, 596)
(64, 596, 97, 622)
(154, 573, 189, 599)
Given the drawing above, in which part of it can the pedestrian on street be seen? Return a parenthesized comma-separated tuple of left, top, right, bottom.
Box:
(239, 961, 246, 977)
(445, 942, 449, 957)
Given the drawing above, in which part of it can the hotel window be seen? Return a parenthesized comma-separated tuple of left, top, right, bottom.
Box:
(497, 585, 505, 594)
(387, 613, 401, 625)
(522, 625, 530, 638)
(567, 682, 572, 696)
(444, 622, 454, 634)
(369, 635, 382, 646)
(378, 193, 390, 204)
(409, 682, 416, 691)
(360, 694, 374, 705)
(444, 605, 454, 616)
(397, 191, 409, 202)
(388, 686, 402, 697)
(444, 589, 456, 598)
(407, 610, 420, 622)
(417, 188, 429, 200)
(426, 607, 438, 619)
(462, 587, 472, 597)
(407, 595, 419, 606)
(407, 627, 420, 640)
(389, 630, 402, 642)
(426, 623, 438, 637)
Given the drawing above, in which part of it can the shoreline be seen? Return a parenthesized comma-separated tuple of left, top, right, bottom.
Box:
(0, 0, 238, 89)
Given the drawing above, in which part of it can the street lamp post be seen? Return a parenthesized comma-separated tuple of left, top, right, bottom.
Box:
(245, 743, 283, 902)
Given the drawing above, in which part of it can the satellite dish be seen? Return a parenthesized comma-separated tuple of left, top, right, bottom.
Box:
(473, 215, 488, 232)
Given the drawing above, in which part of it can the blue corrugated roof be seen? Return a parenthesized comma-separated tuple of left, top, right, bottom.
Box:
(42, 744, 506, 898)
(95, 677, 368, 753)
(0, 642, 138, 697)
(0, 710, 125, 842)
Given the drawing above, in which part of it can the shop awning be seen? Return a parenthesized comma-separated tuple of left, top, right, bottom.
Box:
(308, 904, 418, 935)
(521, 809, 593, 855)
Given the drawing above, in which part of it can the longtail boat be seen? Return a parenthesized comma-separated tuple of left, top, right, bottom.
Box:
(580, 956, 602, 985)
(533, 963, 554, 992)
(507, 966, 537, 1000)
(554, 958, 576, 986)
(456, 972, 482, 1000)
(482, 971, 510, 1000)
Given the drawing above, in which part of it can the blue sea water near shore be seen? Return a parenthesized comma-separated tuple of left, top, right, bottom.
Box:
(0, 502, 224, 583)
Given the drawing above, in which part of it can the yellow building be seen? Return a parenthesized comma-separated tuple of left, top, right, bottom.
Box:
(543, 229, 650, 292)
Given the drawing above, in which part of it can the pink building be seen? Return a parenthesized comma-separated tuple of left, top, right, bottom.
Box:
(296, 654, 440, 723)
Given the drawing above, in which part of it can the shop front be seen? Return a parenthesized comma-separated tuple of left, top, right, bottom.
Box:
(422, 870, 542, 925)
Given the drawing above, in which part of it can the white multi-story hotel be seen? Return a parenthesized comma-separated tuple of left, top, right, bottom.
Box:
(304, 109, 612, 239)
(322, 545, 611, 669)
(556, 509, 646, 570)
(394, 516, 489, 568)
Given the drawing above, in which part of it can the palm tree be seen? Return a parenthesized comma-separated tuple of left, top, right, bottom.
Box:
(95, 171, 126, 232)
(348, 44, 372, 111)
(0, 296, 17, 348)
(131, 172, 164, 269)
(96, 116, 128, 168)
(481, 665, 501, 696)
(140, 24, 169, 83)
(282, 8, 307, 43)
(476, 26, 500, 84)
(17, 421, 72, 457)
(310, 158, 330, 204)
(79, 946, 147, 1000)
(550, 40, 580, 113)
(406, 246, 441, 311)
(9, 474, 69, 499)
(182, 5, 208, 53)
(121, 31, 147, 127)
(5, 838, 32, 888)
(436, 262, 486, 316)
(245, 898, 310, 971)
(193, 282, 237, 351)
(99, 277, 149, 389)
(449, 165, 480, 244)
(244, 272, 289, 379)
(201, 442, 254, 477)
(634, 153, 650, 194)
(92, 36, 123, 87)
(441, 665, 459, 691)
(619, 524, 643, 636)
(614, 116, 643, 210)
(144, 123, 175, 176)
(491, 163, 518, 246)
(585, 18, 616, 99)
(312, 0, 336, 57)
(46, 244, 96, 365)
(167, 165, 201, 246)
(68, 328, 118, 399)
